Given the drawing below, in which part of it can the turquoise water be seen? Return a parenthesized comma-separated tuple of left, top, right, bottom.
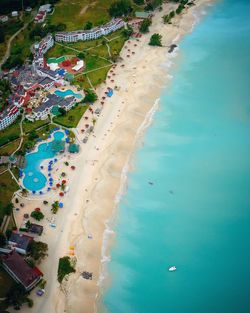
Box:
(103, 1, 250, 313)
(54, 89, 82, 99)
(23, 131, 64, 191)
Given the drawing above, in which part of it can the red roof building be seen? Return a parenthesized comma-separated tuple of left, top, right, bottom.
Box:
(2, 251, 43, 291)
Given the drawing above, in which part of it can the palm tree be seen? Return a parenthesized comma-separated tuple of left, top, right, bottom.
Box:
(21, 188, 28, 197)
(51, 201, 59, 214)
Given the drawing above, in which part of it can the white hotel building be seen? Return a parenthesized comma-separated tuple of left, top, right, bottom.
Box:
(55, 18, 124, 43)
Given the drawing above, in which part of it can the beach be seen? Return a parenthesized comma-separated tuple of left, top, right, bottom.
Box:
(15, 1, 215, 312)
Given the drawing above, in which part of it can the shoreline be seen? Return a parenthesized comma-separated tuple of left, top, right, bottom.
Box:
(15, 1, 216, 313)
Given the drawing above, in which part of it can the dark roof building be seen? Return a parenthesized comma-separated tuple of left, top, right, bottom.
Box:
(8, 232, 33, 255)
(2, 251, 43, 291)
(29, 223, 44, 236)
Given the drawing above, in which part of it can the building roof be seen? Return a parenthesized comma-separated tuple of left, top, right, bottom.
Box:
(68, 143, 79, 153)
(29, 223, 44, 235)
(8, 232, 33, 251)
(135, 11, 150, 19)
(2, 251, 43, 289)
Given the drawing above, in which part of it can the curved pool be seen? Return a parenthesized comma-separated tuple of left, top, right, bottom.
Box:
(22, 131, 65, 191)
(55, 89, 82, 99)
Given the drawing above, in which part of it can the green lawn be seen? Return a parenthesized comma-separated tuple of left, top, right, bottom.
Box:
(87, 66, 112, 87)
(48, 0, 111, 31)
(53, 104, 89, 128)
(0, 118, 21, 147)
(0, 139, 20, 156)
(0, 171, 19, 220)
(23, 118, 50, 134)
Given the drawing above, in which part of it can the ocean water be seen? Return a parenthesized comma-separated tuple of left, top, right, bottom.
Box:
(102, 1, 250, 312)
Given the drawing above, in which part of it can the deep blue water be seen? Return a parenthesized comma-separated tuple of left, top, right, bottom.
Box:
(102, 1, 250, 313)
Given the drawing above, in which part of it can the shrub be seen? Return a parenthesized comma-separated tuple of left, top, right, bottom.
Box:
(58, 256, 76, 283)
(31, 210, 44, 221)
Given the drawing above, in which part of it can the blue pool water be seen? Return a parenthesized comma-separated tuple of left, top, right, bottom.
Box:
(23, 131, 64, 191)
(102, 1, 250, 313)
(55, 89, 82, 99)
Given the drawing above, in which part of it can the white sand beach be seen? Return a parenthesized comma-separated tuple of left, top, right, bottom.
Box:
(15, 1, 214, 312)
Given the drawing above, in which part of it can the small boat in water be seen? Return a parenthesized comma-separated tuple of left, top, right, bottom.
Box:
(168, 266, 177, 272)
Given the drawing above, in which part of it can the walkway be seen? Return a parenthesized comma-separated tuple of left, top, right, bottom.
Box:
(0, 11, 36, 69)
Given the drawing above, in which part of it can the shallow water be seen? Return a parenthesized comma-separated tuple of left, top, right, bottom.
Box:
(102, 0, 250, 312)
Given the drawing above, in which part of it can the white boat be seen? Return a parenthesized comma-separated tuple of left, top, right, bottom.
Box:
(168, 266, 177, 272)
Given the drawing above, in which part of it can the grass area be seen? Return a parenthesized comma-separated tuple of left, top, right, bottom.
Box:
(53, 103, 89, 128)
(71, 76, 91, 90)
(87, 66, 112, 87)
(58, 256, 76, 283)
(91, 44, 110, 59)
(0, 267, 14, 298)
(48, 0, 111, 31)
(85, 54, 111, 72)
(0, 139, 20, 156)
(0, 164, 8, 173)
(0, 117, 21, 147)
(0, 171, 19, 220)
(23, 118, 50, 134)
(109, 37, 127, 56)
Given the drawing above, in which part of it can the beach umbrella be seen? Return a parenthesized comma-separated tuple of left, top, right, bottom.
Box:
(102, 97, 105, 100)
(59, 202, 63, 208)
(35, 207, 40, 212)
(39, 191, 43, 195)
(48, 173, 51, 177)
(47, 187, 51, 191)
(40, 166, 43, 169)
(56, 183, 61, 188)
(62, 180, 66, 184)
(54, 158, 58, 162)
(59, 192, 64, 197)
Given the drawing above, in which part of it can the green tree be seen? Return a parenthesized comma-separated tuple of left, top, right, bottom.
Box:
(29, 241, 48, 262)
(51, 200, 59, 214)
(21, 188, 28, 197)
(5, 203, 14, 216)
(83, 89, 98, 103)
(28, 130, 39, 140)
(0, 232, 6, 247)
(84, 21, 93, 30)
(58, 107, 66, 116)
(149, 33, 162, 46)
(133, 0, 144, 4)
(109, 0, 133, 18)
(57, 256, 76, 283)
(139, 18, 152, 33)
(5, 284, 29, 310)
(31, 210, 44, 221)
(122, 25, 133, 39)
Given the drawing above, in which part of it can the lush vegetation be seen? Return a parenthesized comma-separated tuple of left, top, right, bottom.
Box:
(57, 256, 76, 283)
(0, 79, 11, 111)
(145, 0, 162, 11)
(30, 210, 44, 221)
(53, 103, 89, 128)
(139, 18, 152, 33)
(83, 90, 98, 103)
(29, 241, 48, 262)
(0, 117, 21, 147)
(109, 0, 133, 18)
(149, 33, 162, 46)
(4, 283, 33, 310)
(0, 172, 19, 223)
(163, 10, 175, 24)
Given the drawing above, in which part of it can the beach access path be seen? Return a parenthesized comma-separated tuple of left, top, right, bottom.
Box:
(17, 1, 215, 313)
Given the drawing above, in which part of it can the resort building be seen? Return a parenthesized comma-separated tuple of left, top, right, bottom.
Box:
(26, 94, 77, 121)
(11, 11, 18, 17)
(33, 34, 54, 56)
(34, 4, 52, 23)
(0, 15, 8, 23)
(55, 18, 124, 43)
(8, 232, 33, 255)
(0, 104, 20, 130)
(29, 223, 44, 236)
(2, 251, 43, 291)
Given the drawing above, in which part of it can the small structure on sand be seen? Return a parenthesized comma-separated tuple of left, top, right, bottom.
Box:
(68, 143, 79, 153)
(51, 140, 65, 153)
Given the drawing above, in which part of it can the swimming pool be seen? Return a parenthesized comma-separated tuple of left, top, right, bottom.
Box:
(55, 89, 82, 99)
(22, 131, 65, 192)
